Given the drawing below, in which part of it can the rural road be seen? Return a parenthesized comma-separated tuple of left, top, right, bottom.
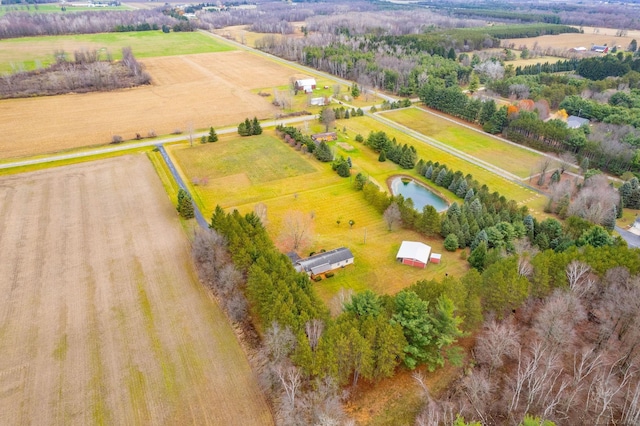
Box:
(0, 114, 318, 170)
(156, 145, 209, 229)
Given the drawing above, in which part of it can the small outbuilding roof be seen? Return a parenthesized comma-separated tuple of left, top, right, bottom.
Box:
(567, 115, 590, 129)
(295, 78, 316, 86)
(396, 241, 431, 265)
(295, 247, 354, 274)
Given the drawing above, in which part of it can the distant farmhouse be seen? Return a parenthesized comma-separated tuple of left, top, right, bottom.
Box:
(292, 247, 354, 276)
(396, 241, 432, 269)
(310, 97, 328, 106)
(569, 47, 587, 53)
(311, 132, 337, 143)
(567, 115, 590, 129)
(591, 45, 609, 53)
(295, 78, 316, 94)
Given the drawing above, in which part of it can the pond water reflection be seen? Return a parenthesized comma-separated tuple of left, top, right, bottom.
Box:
(389, 176, 449, 212)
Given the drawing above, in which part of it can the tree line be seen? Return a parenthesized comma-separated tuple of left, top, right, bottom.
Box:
(0, 8, 178, 38)
(195, 197, 639, 424)
(0, 47, 150, 99)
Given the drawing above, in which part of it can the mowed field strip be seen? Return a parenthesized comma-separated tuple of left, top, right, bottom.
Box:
(381, 107, 545, 179)
(0, 31, 234, 73)
(0, 155, 272, 425)
(0, 32, 301, 160)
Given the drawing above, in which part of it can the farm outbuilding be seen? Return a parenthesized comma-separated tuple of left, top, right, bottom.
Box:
(567, 115, 590, 129)
(591, 45, 609, 53)
(294, 247, 354, 276)
(310, 97, 327, 106)
(295, 78, 317, 93)
(430, 253, 442, 264)
(396, 241, 431, 268)
(311, 132, 337, 142)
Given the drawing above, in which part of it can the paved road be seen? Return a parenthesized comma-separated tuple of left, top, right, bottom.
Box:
(0, 115, 317, 170)
(156, 145, 209, 229)
(615, 226, 640, 248)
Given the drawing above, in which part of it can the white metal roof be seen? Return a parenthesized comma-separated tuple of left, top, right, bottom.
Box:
(296, 78, 316, 86)
(396, 241, 431, 264)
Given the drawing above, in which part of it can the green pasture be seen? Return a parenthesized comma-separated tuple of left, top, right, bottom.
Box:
(169, 130, 469, 304)
(382, 107, 545, 179)
(0, 4, 130, 16)
(0, 31, 234, 73)
(335, 116, 540, 204)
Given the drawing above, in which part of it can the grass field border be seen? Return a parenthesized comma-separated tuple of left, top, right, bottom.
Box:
(381, 107, 546, 179)
(0, 31, 235, 73)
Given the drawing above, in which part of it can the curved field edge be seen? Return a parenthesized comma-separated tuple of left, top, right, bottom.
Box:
(0, 31, 235, 73)
(0, 154, 273, 425)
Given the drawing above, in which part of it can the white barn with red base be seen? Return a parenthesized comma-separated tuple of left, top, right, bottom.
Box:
(396, 241, 431, 268)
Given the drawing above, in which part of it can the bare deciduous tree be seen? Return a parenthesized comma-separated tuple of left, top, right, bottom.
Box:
(279, 210, 314, 252)
(383, 202, 402, 231)
(264, 322, 297, 363)
(475, 319, 520, 374)
(254, 202, 268, 226)
(305, 319, 325, 351)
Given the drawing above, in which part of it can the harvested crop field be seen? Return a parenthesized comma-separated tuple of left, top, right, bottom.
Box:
(0, 155, 272, 425)
(502, 26, 638, 51)
(0, 50, 297, 160)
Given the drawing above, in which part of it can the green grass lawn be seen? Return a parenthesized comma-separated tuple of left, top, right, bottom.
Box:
(169, 130, 470, 304)
(336, 116, 540, 204)
(0, 4, 131, 16)
(382, 107, 545, 179)
(0, 31, 235, 72)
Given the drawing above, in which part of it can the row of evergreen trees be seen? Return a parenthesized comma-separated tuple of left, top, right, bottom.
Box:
(209, 207, 463, 382)
(237, 117, 262, 136)
(515, 58, 580, 76)
(365, 131, 417, 169)
(419, 85, 509, 134)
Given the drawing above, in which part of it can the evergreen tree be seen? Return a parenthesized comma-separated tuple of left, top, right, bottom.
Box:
(444, 234, 459, 251)
(207, 126, 218, 142)
(464, 188, 475, 203)
(479, 99, 497, 125)
(435, 168, 448, 186)
(315, 141, 333, 162)
(336, 161, 351, 177)
(344, 290, 381, 317)
(425, 165, 434, 179)
(354, 172, 368, 190)
(391, 291, 433, 370)
(399, 148, 415, 169)
(378, 150, 386, 162)
(351, 83, 360, 98)
(237, 120, 249, 136)
(177, 188, 195, 219)
(456, 179, 468, 198)
(421, 205, 441, 236)
(251, 117, 262, 135)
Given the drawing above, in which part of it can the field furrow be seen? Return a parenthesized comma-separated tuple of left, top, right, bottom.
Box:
(0, 155, 272, 425)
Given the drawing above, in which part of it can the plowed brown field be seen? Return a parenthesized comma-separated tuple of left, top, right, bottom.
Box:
(0, 50, 296, 160)
(0, 155, 273, 425)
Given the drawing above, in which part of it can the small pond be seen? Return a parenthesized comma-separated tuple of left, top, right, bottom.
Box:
(389, 176, 449, 212)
